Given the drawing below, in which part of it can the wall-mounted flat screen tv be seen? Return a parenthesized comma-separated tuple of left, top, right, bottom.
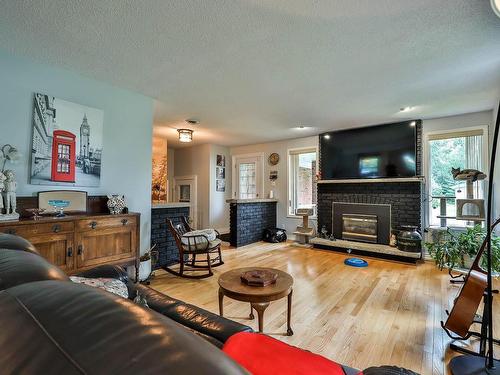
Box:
(320, 120, 419, 180)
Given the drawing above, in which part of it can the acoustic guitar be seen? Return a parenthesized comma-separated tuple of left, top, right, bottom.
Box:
(443, 217, 500, 338)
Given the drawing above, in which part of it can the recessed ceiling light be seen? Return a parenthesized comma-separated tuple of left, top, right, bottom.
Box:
(292, 125, 310, 130)
(400, 106, 414, 112)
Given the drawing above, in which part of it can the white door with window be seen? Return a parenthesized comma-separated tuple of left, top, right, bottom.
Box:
(232, 154, 263, 199)
(174, 175, 197, 228)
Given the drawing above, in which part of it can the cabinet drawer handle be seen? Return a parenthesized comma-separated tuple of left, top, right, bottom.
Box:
(52, 224, 61, 233)
(5, 229, 16, 235)
(89, 221, 97, 229)
(67, 247, 73, 257)
(121, 219, 128, 226)
(77, 245, 83, 255)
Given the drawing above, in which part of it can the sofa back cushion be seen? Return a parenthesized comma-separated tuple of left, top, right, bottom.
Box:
(0, 249, 69, 291)
(0, 233, 39, 254)
(0, 280, 246, 374)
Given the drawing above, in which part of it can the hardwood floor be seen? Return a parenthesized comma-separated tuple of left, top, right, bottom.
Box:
(150, 242, 500, 374)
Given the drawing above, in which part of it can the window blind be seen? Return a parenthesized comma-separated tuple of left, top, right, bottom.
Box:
(428, 128, 484, 141)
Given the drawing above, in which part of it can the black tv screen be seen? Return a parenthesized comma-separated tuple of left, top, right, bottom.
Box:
(320, 120, 418, 180)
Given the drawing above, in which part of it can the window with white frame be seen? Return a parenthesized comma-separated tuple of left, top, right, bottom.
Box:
(288, 148, 317, 216)
(427, 128, 487, 227)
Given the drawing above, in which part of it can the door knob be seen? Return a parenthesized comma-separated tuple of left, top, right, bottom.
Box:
(77, 245, 83, 255)
(89, 221, 97, 229)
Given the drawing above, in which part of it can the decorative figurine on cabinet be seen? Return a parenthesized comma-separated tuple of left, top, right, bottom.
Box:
(1, 170, 19, 221)
(4, 170, 17, 214)
(0, 172, 6, 215)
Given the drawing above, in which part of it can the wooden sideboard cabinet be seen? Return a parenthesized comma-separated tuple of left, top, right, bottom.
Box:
(0, 213, 140, 275)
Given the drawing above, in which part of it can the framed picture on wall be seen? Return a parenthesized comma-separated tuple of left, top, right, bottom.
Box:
(216, 154, 225, 167)
(30, 92, 104, 187)
(216, 179, 225, 192)
(216, 166, 225, 179)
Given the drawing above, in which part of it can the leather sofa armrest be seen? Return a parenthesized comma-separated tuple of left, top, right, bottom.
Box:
(130, 283, 253, 343)
(76, 265, 129, 284)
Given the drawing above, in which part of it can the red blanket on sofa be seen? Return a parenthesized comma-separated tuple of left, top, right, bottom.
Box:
(223, 332, 361, 375)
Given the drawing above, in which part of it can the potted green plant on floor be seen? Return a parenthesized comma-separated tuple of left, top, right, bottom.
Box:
(426, 225, 500, 274)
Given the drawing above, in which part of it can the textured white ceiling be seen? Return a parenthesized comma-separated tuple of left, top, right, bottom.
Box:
(0, 0, 499, 148)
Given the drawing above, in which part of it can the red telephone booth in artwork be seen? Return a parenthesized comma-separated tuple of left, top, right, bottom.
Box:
(51, 130, 76, 183)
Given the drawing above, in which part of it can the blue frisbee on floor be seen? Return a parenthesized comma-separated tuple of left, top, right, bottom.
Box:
(344, 258, 368, 267)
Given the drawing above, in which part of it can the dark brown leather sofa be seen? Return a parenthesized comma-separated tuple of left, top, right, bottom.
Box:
(0, 234, 415, 375)
(0, 234, 250, 374)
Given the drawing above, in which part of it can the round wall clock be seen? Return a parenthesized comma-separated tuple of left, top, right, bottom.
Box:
(268, 153, 280, 165)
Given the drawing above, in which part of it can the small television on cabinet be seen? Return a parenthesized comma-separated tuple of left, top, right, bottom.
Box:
(320, 120, 419, 180)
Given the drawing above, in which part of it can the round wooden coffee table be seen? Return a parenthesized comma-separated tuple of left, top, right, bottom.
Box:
(218, 267, 294, 335)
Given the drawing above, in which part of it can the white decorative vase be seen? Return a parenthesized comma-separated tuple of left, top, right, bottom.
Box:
(139, 259, 151, 281)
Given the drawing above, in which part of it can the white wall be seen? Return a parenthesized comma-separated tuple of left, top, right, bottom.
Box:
(209, 145, 231, 232)
(422, 110, 492, 134)
(0, 50, 154, 253)
(230, 136, 319, 236)
(173, 144, 232, 232)
(174, 144, 211, 228)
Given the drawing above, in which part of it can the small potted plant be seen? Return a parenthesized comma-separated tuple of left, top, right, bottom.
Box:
(139, 251, 152, 281)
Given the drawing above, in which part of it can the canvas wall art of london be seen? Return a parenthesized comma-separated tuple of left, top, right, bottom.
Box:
(30, 93, 104, 187)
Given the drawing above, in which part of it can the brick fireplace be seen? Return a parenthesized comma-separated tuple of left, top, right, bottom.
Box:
(317, 182, 422, 240)
(312, 121, 423, 261)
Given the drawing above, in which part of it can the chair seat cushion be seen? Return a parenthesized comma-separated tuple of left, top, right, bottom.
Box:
(223, 332, 356, 375)
(181, 229, 217, 245)
(182, 237, 221, 252)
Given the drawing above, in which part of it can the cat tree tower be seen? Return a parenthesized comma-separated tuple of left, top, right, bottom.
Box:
(293, 208, 315, 245)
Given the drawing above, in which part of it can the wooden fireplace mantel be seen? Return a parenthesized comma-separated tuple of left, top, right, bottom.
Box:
(317, 177, 425, 184)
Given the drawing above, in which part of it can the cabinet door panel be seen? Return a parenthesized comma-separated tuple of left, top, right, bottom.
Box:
(76, 226, 136, 269)
(29, 234, 74, 272)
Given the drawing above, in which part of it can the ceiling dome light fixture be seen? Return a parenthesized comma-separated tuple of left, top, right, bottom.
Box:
(492, 0, 500, 18)
(177, 119, 198, 143)
(178, 129, 193, 143)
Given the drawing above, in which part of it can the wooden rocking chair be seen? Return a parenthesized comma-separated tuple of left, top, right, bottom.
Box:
(165, 217, 224, 279)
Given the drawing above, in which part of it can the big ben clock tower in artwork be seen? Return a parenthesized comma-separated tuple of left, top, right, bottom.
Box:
(80, 114, 90, 159)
